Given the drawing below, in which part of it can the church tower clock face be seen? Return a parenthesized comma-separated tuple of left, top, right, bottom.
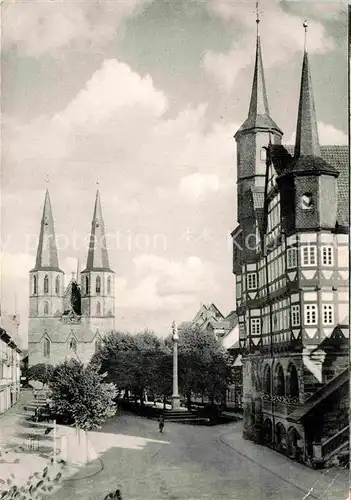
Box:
(301, 193, 313, 210)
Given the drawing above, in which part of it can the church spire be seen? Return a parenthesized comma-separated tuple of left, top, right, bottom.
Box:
(294, 21, 320, 158)
(33, 190, 61, 271)
(84, 190, 112, 272)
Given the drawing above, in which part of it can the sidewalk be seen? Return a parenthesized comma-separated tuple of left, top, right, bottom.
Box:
(0, 390, 102, 496)
(221, 426, 348, 500)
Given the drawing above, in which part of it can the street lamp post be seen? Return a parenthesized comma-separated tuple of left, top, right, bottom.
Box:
(171, 321, 181, 410)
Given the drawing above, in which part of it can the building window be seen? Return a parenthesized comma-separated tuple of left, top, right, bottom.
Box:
(250, 318, 261, 335)
(321, 246, 333, 266)
(291, 305, 300, 326)
(55, 276, 60, 295)
(44, 275, 49, 294)
(236, 282, 242, 299)
(107, 277, 111, 295)
(95, 338, 102, 352)
(33, 276, 37, 295)
(304, 304, 318, 325)
(44, 301, 49, 315)
(260, 148, 267, 162)
(322, 304, 334, 325)
(247, 273, 257, 290)
(85, 276, 89, 295)
(301, 246, 316, 266)
(301, 193, 313, 210)
(43, 338, 50, 357)
(96, 302, 101, 316)
(96, 276, 101, 295)
(287, 248, 297, 269)
(69, 339, 77, 352)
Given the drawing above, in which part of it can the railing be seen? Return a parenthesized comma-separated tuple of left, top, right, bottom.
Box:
(261, 394, 300, 416)
(321, 425, 349, 459)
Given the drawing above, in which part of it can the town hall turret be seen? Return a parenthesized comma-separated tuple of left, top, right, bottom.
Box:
(28, 190, 115, 367)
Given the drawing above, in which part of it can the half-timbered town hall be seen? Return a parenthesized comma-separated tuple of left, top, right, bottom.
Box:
(232, 23, 349, 467)
(28, 190, 115, 367)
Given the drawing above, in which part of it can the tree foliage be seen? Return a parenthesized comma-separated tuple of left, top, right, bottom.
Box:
(27, 363, 54, 386)
(49, 359, 117, 430)
(91, 330, 172, 402)
(92, 327, 231, 407)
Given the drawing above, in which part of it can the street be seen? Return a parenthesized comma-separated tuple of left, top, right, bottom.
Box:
(50, 412, 348, 500)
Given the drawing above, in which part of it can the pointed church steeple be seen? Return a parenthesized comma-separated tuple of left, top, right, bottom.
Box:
(294, 22, 320, 158)
(33, 190, 62, 271)
(84, 190, 112, 272)
(235, 18, 282, 137)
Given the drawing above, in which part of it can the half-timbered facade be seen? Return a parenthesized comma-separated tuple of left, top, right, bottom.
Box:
(232, 27, 349, 467)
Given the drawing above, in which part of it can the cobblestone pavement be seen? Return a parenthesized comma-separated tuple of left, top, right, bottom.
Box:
(50, 412, 349, 500)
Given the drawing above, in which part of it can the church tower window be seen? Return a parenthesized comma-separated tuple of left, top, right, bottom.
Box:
(44, 301, 49, 315)
(69, 338, 77, 352)
(43, 338, 50, 357)
(55, 276, 60, 295)
(96, 302, 101, 316)
(107, 277, 111, 295)
(44, 275, 49, 294)
(85, 276, 89, 295)
(260, 147, 267, 161)
(96, 276, 101, 295)
(33, 276, 37, 295)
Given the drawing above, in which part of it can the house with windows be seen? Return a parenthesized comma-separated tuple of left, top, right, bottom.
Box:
(28, 190, 115, 367)
(231, 25, 349, 467)
(0, 313, 22, 413)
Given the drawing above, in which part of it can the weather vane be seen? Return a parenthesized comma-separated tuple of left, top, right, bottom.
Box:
(303, 20, 308, 51)
(255, 0, 260, 34)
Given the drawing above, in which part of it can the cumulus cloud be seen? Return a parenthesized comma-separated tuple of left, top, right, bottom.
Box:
(203, 0, 335, 90)
(116, 254, 217, 312)
(286, 122, 347, 146)
(179, 173, 220, 201)
(2, 0, 152, 57)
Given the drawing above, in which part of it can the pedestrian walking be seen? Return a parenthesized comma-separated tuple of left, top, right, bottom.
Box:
(158, 415, 165, 433)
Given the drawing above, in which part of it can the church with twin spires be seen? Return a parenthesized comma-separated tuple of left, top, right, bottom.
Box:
(28, 190, 115, 367)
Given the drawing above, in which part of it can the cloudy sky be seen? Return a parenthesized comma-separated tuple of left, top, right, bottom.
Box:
(1, 0, 347, 344)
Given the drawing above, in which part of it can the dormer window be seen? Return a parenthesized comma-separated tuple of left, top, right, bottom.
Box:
(301, 193, 313, 210)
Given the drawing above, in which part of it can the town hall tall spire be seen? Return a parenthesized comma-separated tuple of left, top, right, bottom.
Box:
(235, 9, 282, 136)
(294, 21, 321, 158)
(33, 189, 61, 271)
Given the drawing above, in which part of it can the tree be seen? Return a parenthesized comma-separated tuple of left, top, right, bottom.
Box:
(92, 330, 172, 404)
(27, 363, 54, 386)
(176, 325, 232, 408)
(49, 359, 117, 431)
